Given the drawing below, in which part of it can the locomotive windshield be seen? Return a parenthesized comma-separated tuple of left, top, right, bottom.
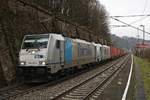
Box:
(22, 35, 49, 49)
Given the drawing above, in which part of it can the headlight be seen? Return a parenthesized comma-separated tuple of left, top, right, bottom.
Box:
(39, 61, 46, 65)
(20, 61, 26, 65)
(32, 50, 36, 54)
(42, 61, 46, 65)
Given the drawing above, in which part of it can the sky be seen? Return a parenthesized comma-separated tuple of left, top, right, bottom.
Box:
(99, 0, 150, 40)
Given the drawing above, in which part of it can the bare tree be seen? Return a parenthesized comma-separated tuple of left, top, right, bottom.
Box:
(32, 0, 110, 42)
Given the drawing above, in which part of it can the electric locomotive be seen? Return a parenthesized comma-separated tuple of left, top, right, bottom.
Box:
(18, 33, 126, 82)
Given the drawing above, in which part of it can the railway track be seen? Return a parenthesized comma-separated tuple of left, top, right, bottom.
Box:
(51, 55, 130, 100)
(0, 84, 30, 100)
(0, 82, 48, 100)
(0, 55, 129, 100)
(0, 59, 118, 100)
(12, 55, 129, 100)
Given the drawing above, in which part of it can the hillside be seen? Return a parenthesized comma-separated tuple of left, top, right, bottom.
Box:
(111, 34, 150, 50)
(0, 0, 110, 86)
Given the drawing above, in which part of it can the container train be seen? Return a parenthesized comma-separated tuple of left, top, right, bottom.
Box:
(18, 33, 126, 82)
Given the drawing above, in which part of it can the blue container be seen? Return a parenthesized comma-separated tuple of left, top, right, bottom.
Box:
(65, 38, 73, 64)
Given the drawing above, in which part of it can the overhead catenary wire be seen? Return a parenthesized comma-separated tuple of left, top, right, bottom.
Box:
(110, 17, 150, 35)
(110, 14, 150, 18)
(128, 0, 148, 25)
(110, 25, 129, 27)
(142, 0, 148, 14)
(129, 16, 149, 24)
(16, 0, 150, 39)
(110, 15, 149, 26)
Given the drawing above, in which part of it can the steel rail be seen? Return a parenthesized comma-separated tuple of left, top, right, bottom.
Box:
(51, 55, 129, 100)
(0, 56, 125, 100)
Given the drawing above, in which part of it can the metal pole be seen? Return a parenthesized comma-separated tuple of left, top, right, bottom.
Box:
(137, 28, 139, 43)
(136, 28, 139, 56)
(140, 25, 145, 44)
(142, 25, 145, 44)
(140, 25, 145, 58)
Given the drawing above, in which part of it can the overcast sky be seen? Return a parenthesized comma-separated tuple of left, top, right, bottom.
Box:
(99, 0, 150, 40)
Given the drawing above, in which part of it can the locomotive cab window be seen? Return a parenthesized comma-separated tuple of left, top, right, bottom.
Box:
(22, 35, 49, 49)
(56, 40, 60, 49)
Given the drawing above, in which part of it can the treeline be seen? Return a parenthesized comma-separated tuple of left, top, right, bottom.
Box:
(0, 0, 110, 86)
(135, 48, 150, 60)
(32, 0, 110, 42)
(143, 49, 150, 59)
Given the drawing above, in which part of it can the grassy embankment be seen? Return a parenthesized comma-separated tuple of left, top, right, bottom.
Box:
(135, 57, 150, 100)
